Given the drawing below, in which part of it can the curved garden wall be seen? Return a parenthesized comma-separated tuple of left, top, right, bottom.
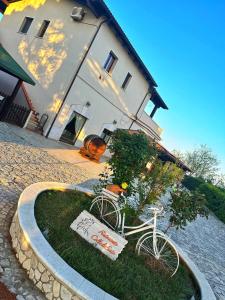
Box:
(10, 182, 215, 300)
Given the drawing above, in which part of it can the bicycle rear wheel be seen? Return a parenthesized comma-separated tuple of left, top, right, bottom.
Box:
(90, 196, 121, 230)
(137, 233, 179, 277)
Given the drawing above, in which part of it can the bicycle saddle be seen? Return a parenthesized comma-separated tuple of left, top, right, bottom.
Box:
(147, 205, 164, 214)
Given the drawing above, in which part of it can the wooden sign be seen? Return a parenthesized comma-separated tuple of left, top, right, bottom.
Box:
(70, 210, 128, 261)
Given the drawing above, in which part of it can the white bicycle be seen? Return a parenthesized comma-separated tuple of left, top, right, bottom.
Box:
(90, 188, 179, 277)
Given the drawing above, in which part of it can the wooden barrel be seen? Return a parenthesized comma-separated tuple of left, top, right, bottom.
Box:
(83, 134, 106, 159)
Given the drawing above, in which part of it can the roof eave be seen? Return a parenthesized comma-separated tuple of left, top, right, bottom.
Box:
(0, 45, 35, 85)
(151, 88, 168, 110)
(83, 0, 158, 88)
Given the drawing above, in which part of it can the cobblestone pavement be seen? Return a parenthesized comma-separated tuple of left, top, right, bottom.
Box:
(142, 192, 225, 300)
(0, 122, 89, 300)
(171, 214, 225, 300)
(0, 122, 225, 299)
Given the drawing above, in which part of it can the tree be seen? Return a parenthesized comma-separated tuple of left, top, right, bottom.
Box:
(137, 158, 184, 211)
(108, 129, 156, 193)
(167, 187, 208, 230)
(213, 173, 225, 189)
(174, 145, 219, 181)
(94, 133, 209, 231)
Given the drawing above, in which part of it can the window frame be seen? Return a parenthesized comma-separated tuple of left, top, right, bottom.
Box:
(121, 72, 132, 90)
(103, 51, 118, 75)
(101, 128, 113, 144)
(18, 17, 34, 34)
(36, 20, 50, 38)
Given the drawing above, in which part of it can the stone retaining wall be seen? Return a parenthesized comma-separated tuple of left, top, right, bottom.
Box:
(10, 182, 117, 300)
(10, 182, 215, 300)
(10, 213, 80, 300)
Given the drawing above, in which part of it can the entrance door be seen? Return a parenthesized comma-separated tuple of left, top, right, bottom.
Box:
(60, 111, 87, 145)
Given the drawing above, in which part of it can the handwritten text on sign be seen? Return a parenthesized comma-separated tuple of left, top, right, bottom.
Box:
(70, 210, 127, 260)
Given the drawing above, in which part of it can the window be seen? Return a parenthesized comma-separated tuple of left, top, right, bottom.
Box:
(19, 17, 33, 34)
(122, 72, 132, 90)
(101, 128, 112, 144)
(37, 20, 50, 38)
(103, 51, 117, 74)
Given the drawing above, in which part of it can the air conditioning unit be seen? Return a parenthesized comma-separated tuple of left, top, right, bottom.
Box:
(71, 7, 85, 21)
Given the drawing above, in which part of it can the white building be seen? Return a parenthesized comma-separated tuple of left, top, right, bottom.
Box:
(0, 0, 168, 149)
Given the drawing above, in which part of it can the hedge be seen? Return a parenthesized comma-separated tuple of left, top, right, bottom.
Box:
(182, 176, 225, 223)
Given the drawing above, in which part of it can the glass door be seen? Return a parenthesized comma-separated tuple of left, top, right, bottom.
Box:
(60, 111, 87, 145)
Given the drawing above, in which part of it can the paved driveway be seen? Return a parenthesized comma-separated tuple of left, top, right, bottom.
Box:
(171, 214, 225, 299)
(0, 122, 96, 299)
(0, 122, 225, 300)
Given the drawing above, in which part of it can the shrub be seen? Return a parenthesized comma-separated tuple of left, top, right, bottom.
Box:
(183, 175, 225, 223)
(182, 175, 204, 191)
(137, 158, 184, 210)
(168, 188, 208, 230)
(108, 129, 156, 192)
(198, 183, 225, 222)
(96, 132, 208, 230)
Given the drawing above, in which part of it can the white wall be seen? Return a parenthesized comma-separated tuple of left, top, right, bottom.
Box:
(78, 23, 150, 117)
(0, 0, 99, 125)
(49, 21, 162, 144)
(48, 76, 132, 145)
(0, 0, 163, 145)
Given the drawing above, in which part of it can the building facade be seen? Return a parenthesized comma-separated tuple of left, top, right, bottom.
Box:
(0, 0, 168, 150)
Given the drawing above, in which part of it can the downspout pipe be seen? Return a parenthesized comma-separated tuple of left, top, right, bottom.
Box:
(46, 17, 109, 138)
(129, 88, 151, 130)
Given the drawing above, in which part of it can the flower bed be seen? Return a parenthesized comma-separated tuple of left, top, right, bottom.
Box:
(10, 182, 216, 300)
(34, 190, 197, 300)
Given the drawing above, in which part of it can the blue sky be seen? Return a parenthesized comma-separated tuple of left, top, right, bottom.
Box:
(105, 0, 225, 172)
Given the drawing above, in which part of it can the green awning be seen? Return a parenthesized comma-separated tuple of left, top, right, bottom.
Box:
(0, 45, 35, 85)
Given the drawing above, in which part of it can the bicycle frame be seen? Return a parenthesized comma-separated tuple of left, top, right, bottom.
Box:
(90, 190, 180, 277)
(107, 200, 159, 238)
(109, 201, 165, 259)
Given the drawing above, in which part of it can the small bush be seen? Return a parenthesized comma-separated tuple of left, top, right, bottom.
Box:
(183, 175, 225, 223)
(182, 176, 204, 191)
(198, 183, 225, 222)
(168, 188, 208, 230)
(108, 129, 156, 192)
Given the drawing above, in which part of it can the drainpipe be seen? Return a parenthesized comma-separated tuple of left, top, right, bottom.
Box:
(46, 17, 109, 138)
(128, 89, 151, 130)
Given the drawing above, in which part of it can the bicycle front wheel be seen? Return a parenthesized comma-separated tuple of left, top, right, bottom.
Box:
(137, 233, 179, 277)
(90, 197, 121, 231)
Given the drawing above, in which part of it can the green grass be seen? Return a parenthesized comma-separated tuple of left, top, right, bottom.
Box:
(35, 190, 198, 300)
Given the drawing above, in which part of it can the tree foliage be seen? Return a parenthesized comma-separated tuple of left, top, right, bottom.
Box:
(182, 175, 205, 191)
(94, 130, 209, 231)
(137, 158, 184, 210)
(174, 145, 219, 181)
(183, 175, 225, 223)
(108, 129, 156, 191)
(168, 187, 208, 230)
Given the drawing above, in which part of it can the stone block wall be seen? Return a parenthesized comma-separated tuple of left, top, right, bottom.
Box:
(10, 213, 82, 300)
